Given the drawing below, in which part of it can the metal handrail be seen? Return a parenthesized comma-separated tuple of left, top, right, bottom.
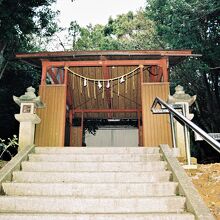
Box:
(151, 97, 220, 157)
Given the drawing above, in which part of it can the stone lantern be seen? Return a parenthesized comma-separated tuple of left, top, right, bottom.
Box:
(13, 87, 44, 150)
(168, 85, 196, 159)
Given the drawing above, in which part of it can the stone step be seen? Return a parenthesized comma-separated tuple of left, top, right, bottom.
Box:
(0, 213, 195, 220)
(0, 196, 186, 213)
(21, 161, 167, 172)
(29, 153, 162, 162)
(2, 182, 178, 197)
(13, 171, 172, 183)
(35, 147, 159, 154)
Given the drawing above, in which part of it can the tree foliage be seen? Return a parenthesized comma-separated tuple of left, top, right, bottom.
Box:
(0, 0, 58, 139)
(0, 0, 58, 78)
(68, 10, 161, 50)
(146, 0, 220, 132)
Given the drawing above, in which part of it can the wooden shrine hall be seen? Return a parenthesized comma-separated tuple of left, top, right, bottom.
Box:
(16, 50, 197, 147)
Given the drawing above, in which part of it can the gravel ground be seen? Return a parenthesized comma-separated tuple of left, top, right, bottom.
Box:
(186, 163, 220, 219)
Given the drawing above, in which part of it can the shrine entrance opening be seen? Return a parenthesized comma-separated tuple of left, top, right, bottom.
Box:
(82, 118, 139, 147)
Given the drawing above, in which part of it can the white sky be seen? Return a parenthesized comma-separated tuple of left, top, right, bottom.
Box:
(54, 0, 146, 27)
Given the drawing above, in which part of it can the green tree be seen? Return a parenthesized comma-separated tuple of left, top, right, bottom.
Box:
(106, 10, 162, 49)
(69, 10, 161, 50)
(0, 0, 58, 79)
(68, 22, 121, 50)
(146, 0, 220, 132)
(0, 0, 59, 140)
(68, 21, 81, 49)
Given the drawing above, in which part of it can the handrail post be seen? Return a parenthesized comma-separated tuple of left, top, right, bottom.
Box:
(169, 113, 177, 148)
(183, 123, 191, 166)
(182, 104, 191, 166)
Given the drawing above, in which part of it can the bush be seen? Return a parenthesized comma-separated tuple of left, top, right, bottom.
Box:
(0, 135, 18, 161)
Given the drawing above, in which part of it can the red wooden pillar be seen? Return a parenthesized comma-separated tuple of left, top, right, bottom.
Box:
(41, 60, 48, 85)
(140, 65, 144, 84)
(160, 58, 169, 82)
(64, 66, 68, 85)
(139, 65, 144, 147)
(69, 109, 73, 146)
(62, 66, 68, 146)
(81, 112, 84, 146)
(138, 109, 141, 146)
(139, 64, 144, 105)
(149, 66, 157, 82)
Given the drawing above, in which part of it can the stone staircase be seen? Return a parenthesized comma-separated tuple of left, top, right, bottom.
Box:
(0, 147, 197, 219)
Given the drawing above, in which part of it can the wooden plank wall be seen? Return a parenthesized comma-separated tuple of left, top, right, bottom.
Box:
(35, 85, 66, 146)
(141, 83, 172, 146)
(69, 66, 146, 119)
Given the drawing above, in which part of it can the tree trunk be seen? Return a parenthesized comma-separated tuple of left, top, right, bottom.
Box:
(0, 41, 7, 79)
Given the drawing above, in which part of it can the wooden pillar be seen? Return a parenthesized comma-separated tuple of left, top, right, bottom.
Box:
(158, 66, 163, 82)
(62, 66, 68, 146)
(138, 109, 142, 146)
(41, 61, 48, 85)
(140, 65, 144, 83)
(139, 64, 144, 111)
(81, 112, 84, 146)
(64, 66, 68, 85)
(149, 66, 157, 82)
(139, 65, 144, 147)
(160, 58, 169, 82)
(69, 110, 73, 146)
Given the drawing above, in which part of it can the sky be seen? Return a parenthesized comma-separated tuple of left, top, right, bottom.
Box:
(49, 0, 146, 50)
(54, 0, 146, 27)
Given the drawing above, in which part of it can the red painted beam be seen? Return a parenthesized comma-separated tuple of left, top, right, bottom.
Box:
(43, 60, 164, 68)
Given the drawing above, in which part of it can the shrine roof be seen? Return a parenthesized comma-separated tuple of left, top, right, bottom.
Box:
(16, 50, 201, 67)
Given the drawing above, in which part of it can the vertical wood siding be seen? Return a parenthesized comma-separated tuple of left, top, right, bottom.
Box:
(68, 66, 146, 119)
(141, 83, 172, 146)
(35, 85, 66, 146)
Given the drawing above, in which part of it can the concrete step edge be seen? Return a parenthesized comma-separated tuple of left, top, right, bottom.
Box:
(12, 171, 172, 183)
(0, 196, 186, 213)
(0, 213, 195, 220)
(2, 182, 178, 196)
(21, 161, 167, 172)
(3, 182, 178, 186)
(28, 154, 162, 162)
(22, 161, 166, 165)
(34, 147, 160, 154)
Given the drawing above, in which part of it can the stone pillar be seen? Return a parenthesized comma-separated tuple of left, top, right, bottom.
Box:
(13, 87, 44, 150)
(168, 85, 196, 159)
